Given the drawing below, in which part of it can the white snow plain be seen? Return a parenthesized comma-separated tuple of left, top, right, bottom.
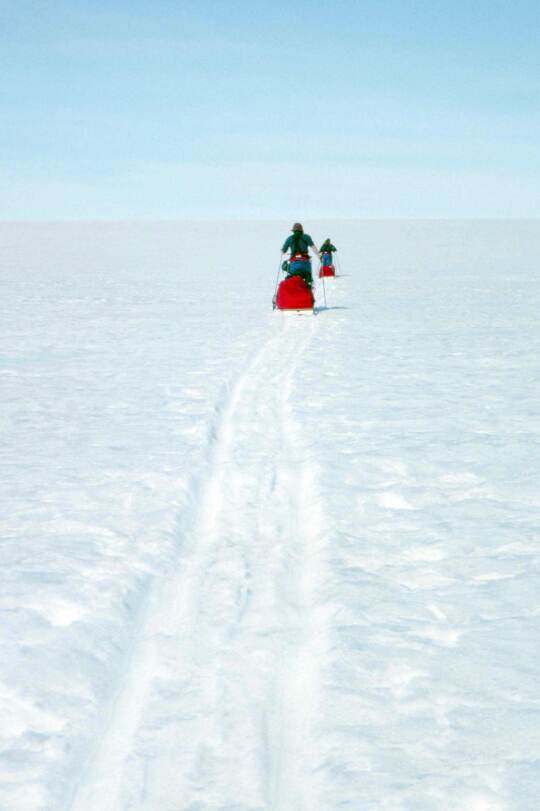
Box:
(1, 220, 540, 811)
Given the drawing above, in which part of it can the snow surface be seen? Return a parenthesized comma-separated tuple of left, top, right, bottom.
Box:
(1, 220, 540, 811)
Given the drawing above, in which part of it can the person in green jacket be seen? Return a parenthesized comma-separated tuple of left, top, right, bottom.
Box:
(281, 223, 320, 286)
(319, 238, 337, 266)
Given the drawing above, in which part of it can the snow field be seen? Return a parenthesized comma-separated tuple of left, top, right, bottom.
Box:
(0, 222, 267, 809)
(70, 316, 329, 810)
(292, 234, 540, 810)
(1, 220, 540, 810)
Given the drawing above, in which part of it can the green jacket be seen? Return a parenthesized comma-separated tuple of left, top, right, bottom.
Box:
(282, 232, 314, 255)
(319, 240, 337, 253)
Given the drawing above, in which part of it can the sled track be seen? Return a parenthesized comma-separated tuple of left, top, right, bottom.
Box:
(70, 316, 329, 811)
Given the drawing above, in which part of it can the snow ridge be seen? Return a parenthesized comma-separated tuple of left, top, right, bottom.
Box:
(69, 315, 329, 811)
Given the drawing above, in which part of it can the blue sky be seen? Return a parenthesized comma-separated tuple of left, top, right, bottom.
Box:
(2, 0, 539, 218)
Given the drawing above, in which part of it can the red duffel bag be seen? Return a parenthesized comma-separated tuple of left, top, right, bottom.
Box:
(276, 275, 314, 310)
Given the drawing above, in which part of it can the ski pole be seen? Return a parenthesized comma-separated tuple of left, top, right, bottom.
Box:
(318, 257, 327, 308)
(274, 254, 283, 297)
(272, 254, 284, 308)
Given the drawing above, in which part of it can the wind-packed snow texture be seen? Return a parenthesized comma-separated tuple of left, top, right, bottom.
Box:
(1, 221, 539, 811)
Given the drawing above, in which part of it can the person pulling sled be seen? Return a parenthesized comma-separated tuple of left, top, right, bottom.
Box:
(274, 223, 319, 312)
(319, 238, 337, 277)
(281, 223, 320, 287)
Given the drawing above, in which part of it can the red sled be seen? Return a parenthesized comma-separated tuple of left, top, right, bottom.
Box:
(319, 264, 335, 277)
(275, 275, 314, 311)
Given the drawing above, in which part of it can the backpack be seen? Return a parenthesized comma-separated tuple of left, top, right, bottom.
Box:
(291, 232, 308, 255)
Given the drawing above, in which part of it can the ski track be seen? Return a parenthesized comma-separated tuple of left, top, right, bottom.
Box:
(69, 313, 328, 811)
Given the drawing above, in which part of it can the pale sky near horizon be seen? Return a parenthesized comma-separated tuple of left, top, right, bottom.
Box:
(2, 0, 539, 219)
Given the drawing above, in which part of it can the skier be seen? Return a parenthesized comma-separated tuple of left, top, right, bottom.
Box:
(319, 238, 337, 267)
(281, 223, 319, 287)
